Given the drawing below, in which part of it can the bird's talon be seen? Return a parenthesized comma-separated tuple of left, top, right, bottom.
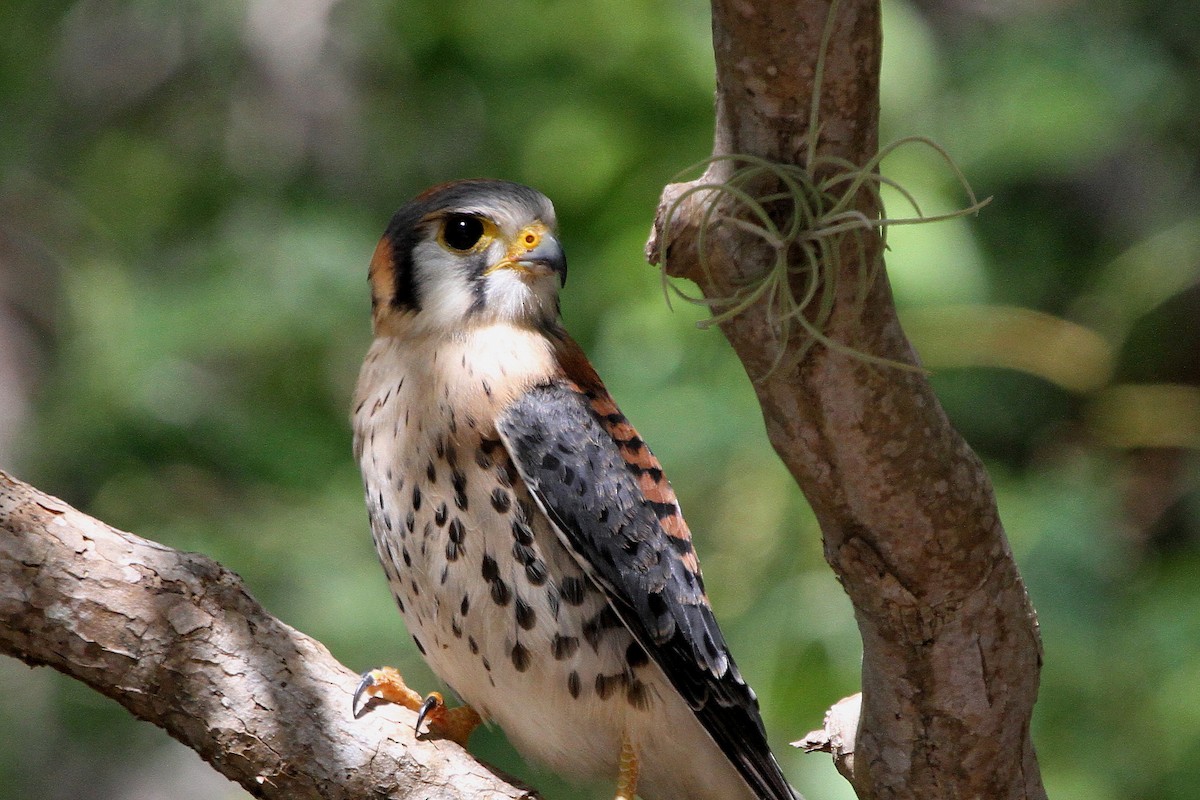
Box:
(352, 669, 378, 718)
(418, 694, 482, 747)
(415, 692, 445, 735)
(351, 666, 424, 718)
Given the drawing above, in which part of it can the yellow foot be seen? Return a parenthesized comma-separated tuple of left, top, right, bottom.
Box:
(353, 667, 481, 747)
(614, 731, 640, 800)
(353, 666, 423, 713)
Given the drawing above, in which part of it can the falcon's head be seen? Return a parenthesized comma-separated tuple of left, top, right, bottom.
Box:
(369, 179, 567, 336)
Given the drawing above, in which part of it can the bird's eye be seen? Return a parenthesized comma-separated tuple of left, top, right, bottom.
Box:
(441, 214, 485, 251)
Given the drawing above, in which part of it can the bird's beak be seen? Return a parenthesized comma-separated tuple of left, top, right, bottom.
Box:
(486, 230, 568, 287)
(517, 235, 567, 287)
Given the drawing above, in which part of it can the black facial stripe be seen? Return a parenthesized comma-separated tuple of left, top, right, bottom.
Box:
(379, 206, 427, 312)
(390, 227, 421, 311)
(467, 250, 489, 315)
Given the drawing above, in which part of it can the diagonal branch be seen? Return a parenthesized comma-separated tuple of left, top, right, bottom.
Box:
(0, 470, 535, 800)
(646, 1, 1047, 798)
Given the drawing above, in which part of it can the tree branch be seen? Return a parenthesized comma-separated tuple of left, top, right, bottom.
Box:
(647, 1, 1047, 798)
(0, 469, 535, 800)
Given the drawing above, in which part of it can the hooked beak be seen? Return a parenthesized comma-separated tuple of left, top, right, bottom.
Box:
(518, 235, 568, 287)
(486, 233, 568, 287)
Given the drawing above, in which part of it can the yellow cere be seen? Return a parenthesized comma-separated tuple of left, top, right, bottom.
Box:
(485, 223, 549, 276)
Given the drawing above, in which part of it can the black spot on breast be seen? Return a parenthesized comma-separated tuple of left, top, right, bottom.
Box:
(445, 540, 460, 562)
(560, 577, 586, 606)
(625, 641, 650, 669)
(452, 469, 468, 510)
(451, 618, 462, 638)
(475, 447, 494, 469)
(405, 510, 415, 533)
(482, 656, 491, 672)
(439, 565, 449, 584)
(449, 518, 466, 543)
(583, 606, 620, 650)
(512, 541, 536, 566)
(511, 519, 534, 545)
(481, 554, 499, 581)
(595, 673, 627, 700)
(401, 547, 412, 567)
(435, 502, 448, 527)
(426, 461, 437, 483)
(411, 485, 422, 511)
(491, 488, 512, 514)
(525, 559, 548, 586)
(515, 597, 536, 630)
(511, 642, 531, 672)
(626, 679, 651, 710)
(413, 635, 426, 655)
(545, 586, 561, 619)
(461, 595, 470, 616)
(567, 671, 581, 699)
(552, 634, 579, 660)
(490, 578, 512, 606)
(393, 593, 405, 613)
(468, 636, 479, 654)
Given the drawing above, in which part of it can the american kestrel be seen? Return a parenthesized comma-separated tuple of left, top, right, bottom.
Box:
(352, 179, 797, 800)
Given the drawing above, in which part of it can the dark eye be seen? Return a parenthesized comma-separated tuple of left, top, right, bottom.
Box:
(441, 214, 485, 251)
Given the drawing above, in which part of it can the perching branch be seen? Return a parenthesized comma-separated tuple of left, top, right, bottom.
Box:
(647, 1, 1047, 798)
(0, 470, 534, 800)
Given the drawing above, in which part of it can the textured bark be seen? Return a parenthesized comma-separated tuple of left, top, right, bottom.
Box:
(646, 1, 1047, 798)
(0, 470, 535, 800)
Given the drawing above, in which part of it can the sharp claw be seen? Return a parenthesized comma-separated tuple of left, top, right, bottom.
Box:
(352, 669, 377, 718)
(415, 693, 442, 735)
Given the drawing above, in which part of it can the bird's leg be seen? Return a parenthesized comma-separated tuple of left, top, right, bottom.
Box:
(614, 731, 640, 800)
(353, 667, 481, 747)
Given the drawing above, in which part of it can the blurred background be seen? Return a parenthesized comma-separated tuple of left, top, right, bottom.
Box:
(1, 0, 1197, 798)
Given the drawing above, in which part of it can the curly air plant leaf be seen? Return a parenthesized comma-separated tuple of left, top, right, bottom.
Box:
(658, 0, 989, 379)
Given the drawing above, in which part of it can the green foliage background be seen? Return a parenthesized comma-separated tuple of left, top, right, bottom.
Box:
(1, 1, 1198, 798)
